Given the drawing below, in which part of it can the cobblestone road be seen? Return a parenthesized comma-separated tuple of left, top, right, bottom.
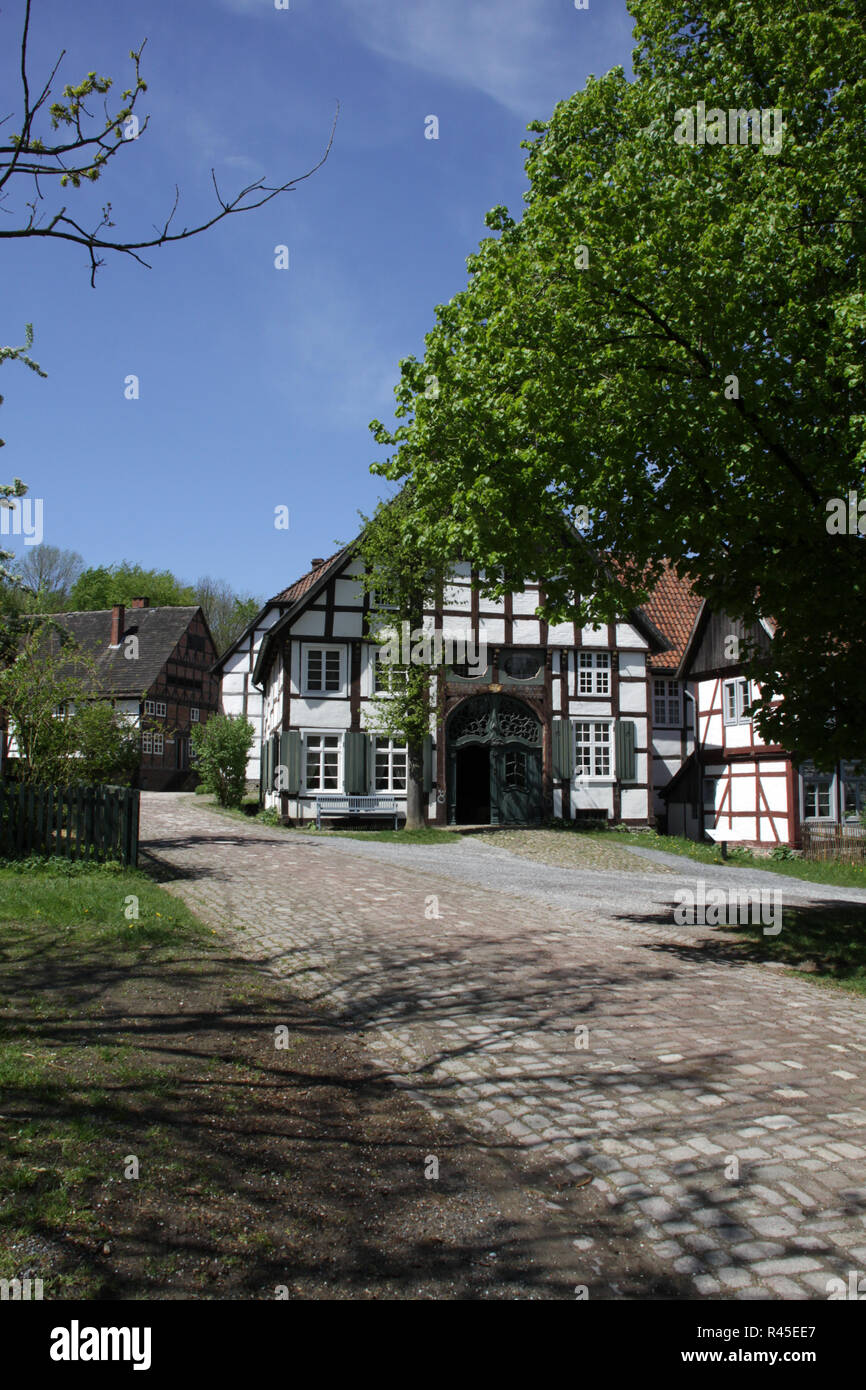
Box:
(141, 795, 866, 1300)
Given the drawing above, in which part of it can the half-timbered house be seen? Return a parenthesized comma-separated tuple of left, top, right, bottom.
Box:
(661, 602, 866, 847)
(245, 544, 677, 827)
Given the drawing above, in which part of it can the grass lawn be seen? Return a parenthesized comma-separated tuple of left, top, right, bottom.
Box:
(0, 856, 629, 1300)
(586, 827, 866, 891)
(716, 901, 866, 997)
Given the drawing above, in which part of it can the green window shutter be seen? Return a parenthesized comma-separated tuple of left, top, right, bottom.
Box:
(422, 735, 435, 794)
(615, 719, 636, 782)
(259, 741, 267, 794)
(344, 731, 368, 795)
(266, 734, 276, 791)
(279, 731, 301, 795)
(551, 717, 574, 780)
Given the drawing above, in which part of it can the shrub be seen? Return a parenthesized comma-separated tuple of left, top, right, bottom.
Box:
(189, 714, 254, 808)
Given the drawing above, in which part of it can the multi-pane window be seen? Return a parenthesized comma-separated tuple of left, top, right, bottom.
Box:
(144, 700, 166, 716)
(653, 678, 681, 727)
(304, 646, 342, 695)
(305, 734, 341, 790)
(577, 651, 610, 695)
(573, 721, 612, 778)
(190, 707, 200, 722)
(141, 732, 164, 756)
(374, 738, 407, 792)
(804, 779, 832, 819)
(373, 648, 408, 694)
(722, 678, 751, 725)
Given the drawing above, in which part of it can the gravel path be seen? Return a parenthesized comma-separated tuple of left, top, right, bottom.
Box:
(142, 795, 866, 1301)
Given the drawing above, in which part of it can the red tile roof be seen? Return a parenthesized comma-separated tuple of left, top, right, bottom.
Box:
(638, 565, 703, 671)
(268, 548, 350, 605)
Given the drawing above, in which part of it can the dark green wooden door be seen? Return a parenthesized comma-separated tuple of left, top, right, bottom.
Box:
(492, 744, 543, 823)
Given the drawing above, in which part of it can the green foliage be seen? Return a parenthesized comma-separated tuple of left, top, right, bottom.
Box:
(69, 562, 196, 611)
(190, 713, 254, 808)
(0, 622, 140, 786)
(370, 1, 866, 768)
(69, 700, 140, 787)
(358, 492, 448, 826)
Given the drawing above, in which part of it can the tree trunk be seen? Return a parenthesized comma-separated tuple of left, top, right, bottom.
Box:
(405, 738, 425, 829)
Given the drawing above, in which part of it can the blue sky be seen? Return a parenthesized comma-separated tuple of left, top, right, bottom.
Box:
(2, 0, 634, 601)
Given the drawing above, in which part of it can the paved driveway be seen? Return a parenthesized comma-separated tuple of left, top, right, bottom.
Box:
(140, 794, 866, 1300)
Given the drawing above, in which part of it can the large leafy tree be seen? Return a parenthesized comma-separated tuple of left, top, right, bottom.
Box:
(359, 493, 447, 829)
(371, 0, 865, 768)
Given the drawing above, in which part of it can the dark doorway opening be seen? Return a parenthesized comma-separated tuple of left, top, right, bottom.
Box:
(455, 744, 490, 824)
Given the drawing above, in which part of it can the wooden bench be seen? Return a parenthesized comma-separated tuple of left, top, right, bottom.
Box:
(315, 794, 401, 830)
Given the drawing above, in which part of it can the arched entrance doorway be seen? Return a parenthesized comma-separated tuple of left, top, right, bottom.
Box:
(447, 694, 543, 825)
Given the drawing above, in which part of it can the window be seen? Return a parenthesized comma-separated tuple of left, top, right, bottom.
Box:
(653, 678, 682, 727)
(804, 779, 832, 819)
(142, 731, 152, 754)
(501, 649, 544, 681)
(504, 749, 527, 790)
(374, 738, 407, 792)
(843, 779, 866, 821)
(141, 732, 164, 756)
(722, 678, 751, 725)
(144, 699, 154, 715)
(305, 734, 341, 791)
(303, 646, 343, 695)
(578, 651, 610, 696)
(368, 589, 398, 611)
(573, 721, 612, 778)
(373, 648, 408, 695)
(190, 707, 200, 722)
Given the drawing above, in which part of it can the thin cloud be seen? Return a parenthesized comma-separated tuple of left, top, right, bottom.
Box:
(339, 0, 629, 117)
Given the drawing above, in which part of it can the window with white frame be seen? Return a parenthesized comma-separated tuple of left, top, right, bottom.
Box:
(304, 734, 341, 791)
(141, 731, 164, 756)
(722, 678, 751, 725)
(653, 678, 681, 727)
(573, 720, 612, 778)
(373, 647, 408, 695)
(144, 699, 154, 715)
(577, 651, 610, 696)
(190, 707, 200, 722)
(303, 645, 344, 695)
(374, 738, 407, 792)
(804, 777, 833, 819)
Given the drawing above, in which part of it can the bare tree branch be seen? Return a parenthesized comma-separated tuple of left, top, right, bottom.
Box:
(0, 3, 338, 284)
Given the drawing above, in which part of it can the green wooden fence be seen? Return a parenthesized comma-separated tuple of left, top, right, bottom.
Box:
(0, 782, 140, 866)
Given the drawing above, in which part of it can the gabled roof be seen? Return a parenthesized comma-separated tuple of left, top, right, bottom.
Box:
(638, 566, 704, 672)
(268, 549, 347, 605)
(38, 607, 208, 697)
(252, 543, 358, 686)
(211, 549, 351, 675)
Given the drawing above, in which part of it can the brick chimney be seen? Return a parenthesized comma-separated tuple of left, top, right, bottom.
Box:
(110, 603, 125, 647)
(311, 558, 325, 571)
(130, 596, 150, 609)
